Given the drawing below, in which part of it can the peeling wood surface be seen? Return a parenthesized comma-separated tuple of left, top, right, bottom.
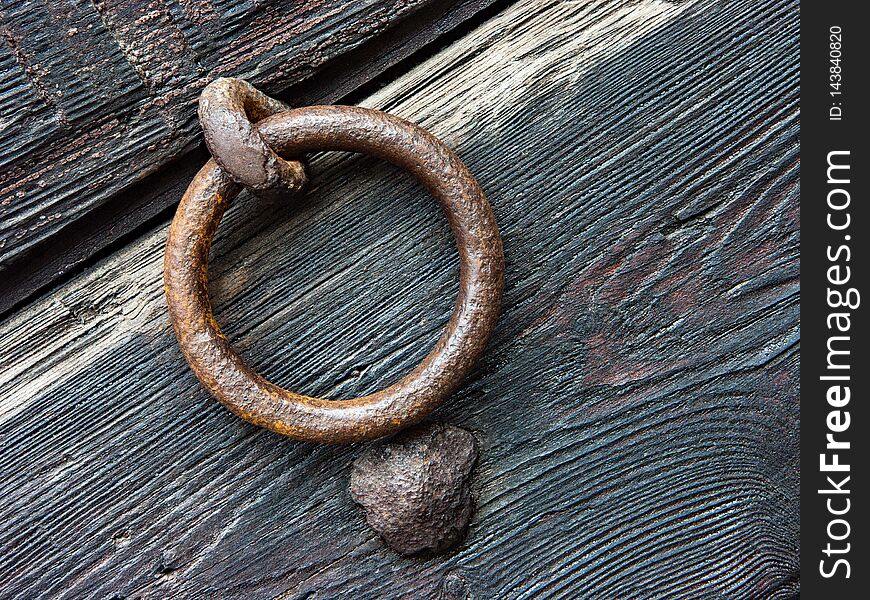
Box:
(0, 0, 501, 314)
(0, 0, 799, 598)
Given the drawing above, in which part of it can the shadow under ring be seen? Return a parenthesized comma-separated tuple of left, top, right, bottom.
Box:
(164, 105, 504, 443)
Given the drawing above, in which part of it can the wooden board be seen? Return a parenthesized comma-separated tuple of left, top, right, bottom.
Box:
(0, 0, 503, 315)
(0, 0, 800, 597)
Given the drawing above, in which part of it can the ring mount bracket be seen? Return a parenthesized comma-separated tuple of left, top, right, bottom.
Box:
(199, 78, 307, 199)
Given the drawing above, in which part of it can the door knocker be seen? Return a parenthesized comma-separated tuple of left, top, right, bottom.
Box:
(164, 78, 504, 445)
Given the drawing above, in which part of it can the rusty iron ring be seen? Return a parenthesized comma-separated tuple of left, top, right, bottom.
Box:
(165, 105, 504, 444)
(198, 78, 307, 198)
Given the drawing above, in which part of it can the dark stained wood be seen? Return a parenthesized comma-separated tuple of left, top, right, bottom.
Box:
(0, 0, 799, 597)
(0, 0, 503, 316)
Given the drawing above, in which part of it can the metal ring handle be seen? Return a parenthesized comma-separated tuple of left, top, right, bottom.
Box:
(165, 105, 504, 443)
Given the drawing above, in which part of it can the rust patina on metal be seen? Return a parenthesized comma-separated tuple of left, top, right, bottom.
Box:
(350, 423, 479, 555)
(164, 79, 504, 444)
(198, 77, 307, 198)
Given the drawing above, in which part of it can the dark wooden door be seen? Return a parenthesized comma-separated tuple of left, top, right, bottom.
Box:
(1, 0, 799, 598)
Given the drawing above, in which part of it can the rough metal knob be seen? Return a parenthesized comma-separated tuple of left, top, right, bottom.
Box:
(350, 423, 479, 555)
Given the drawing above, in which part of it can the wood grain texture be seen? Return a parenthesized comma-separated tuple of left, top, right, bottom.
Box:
(0, 0, 799, 597)
(0, 0, 502, 314)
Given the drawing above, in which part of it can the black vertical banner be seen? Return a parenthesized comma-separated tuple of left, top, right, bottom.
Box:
(801, 2, 869, 596)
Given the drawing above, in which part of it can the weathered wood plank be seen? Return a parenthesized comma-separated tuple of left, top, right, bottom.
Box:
(0, 0, 799, 597)
(0, 0, 502, 315)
